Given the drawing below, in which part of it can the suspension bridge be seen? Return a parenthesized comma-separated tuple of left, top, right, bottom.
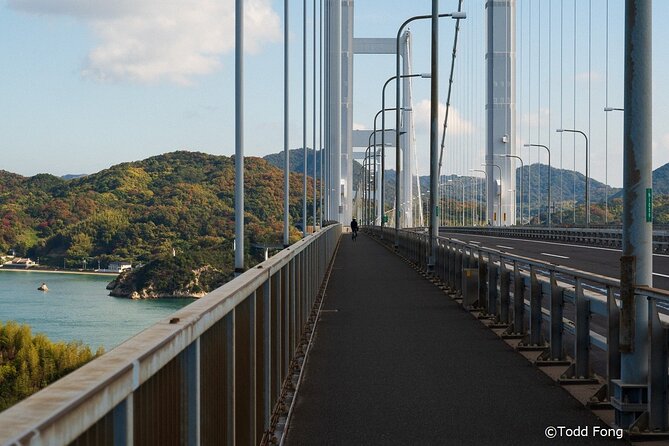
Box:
(0, 0, 664, 444)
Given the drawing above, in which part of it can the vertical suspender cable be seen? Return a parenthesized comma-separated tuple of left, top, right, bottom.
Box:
(573, 0, 576, 224)
(302, 0, 307, 237)
(585, 0, 592, 225)
(283, 0, 290, 246)
(528, 1, 532, 222)
(560, 0, 564, 224)
(537, 2, 550, 224)
(234, 0, 244, 272)
(312, 0, 317, 227)
(516, 1, 529, 224)
(319, 0, 323, 226)
(605, 0, 609, 223)
(548, 0, 552, 225)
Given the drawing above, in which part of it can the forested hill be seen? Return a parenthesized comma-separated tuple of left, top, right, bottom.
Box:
(0, 151, 313, 293)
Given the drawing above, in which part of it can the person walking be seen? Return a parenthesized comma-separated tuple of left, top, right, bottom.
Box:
(350, 218, 359, 241)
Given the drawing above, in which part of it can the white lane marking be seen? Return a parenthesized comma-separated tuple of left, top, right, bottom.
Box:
(445, 233, 623, 253)
(496, 245, 514, 250)
(541, 252, 570, 259)
(469, 240, 481, 244)
(445, 232, 669, 258)
(653, 272, 669, 278)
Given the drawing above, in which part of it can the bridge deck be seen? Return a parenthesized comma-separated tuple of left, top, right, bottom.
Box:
(284, 233, 625, 445)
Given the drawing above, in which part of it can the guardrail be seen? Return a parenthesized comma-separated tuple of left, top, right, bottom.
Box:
(0, 224, 342, 446)
(439, 226, 669, 253)
(372, 225, 669, 435)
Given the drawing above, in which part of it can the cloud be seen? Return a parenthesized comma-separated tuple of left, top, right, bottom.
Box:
(413, 99, 474, 135)
(8, 0, 281, 85)
(353, 122, 366, 131)
(520, 108, 550, 128)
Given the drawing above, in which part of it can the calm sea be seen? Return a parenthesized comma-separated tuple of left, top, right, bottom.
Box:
(0, 270, 194, 351)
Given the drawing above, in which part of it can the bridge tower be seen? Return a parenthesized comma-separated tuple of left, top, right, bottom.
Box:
(485, 0, 516, 226)
(325, 0, 354, 225)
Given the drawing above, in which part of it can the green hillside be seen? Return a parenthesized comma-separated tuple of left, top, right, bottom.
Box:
(0, 151, 315, 295)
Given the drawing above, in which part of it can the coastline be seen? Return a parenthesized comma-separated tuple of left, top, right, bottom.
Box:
(0, 268, 118, 277)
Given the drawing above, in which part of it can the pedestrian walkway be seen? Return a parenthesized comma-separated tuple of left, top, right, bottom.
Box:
(284, 233, 626, 445)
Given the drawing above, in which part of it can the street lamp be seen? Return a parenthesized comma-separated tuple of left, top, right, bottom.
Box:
(482, 163, 503, 226)
(556, 128, 589, 227)
(382, 73, 430, 235)
(499, 154, 524, 225)
(524, 144, 552, 227)
(394, 10, 466, 250)
(604, 106, 624, 224)
(470, 169, 488, 225)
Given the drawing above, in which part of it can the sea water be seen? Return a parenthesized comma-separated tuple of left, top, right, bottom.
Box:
(0, 270, 194, 351)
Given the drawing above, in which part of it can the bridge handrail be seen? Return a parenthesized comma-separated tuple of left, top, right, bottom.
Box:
(369, 225, 669, 431)
(0, 224, 342, 446)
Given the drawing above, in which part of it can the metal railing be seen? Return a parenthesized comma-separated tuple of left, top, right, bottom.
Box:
(440, 226, 669, 252)
(373, 225, 669, 435)
(0, 224, 341, 446)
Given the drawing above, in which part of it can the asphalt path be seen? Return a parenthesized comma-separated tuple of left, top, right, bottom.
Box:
(285, 233, 627, 446)
(440, 230, 669, 290)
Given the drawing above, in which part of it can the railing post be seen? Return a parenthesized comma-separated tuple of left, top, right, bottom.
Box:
(526, 266, 545, 347)
(648, 298, 668, 431)
(560, 278, 595, 383)
(575, 280, 592, 380)
(233, 295, 254, 445)
(498, 261, 510, 325)
(478, 250, 488, 311)
(607, 285, 620, 401)
(112, 396, 132, 446)
(270, 272, 281, 416)
(487, 257, 498, 317)
(184, 339, 200, 446)
(549, 271, 564, 360)
(455, 249, 463, 296)
(511, 261, 525, 335)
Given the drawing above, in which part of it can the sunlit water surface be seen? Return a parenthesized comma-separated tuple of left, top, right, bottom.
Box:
(0, 270, 194, 351)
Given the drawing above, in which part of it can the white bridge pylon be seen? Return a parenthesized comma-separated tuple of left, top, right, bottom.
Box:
(352, 32, 420, 227)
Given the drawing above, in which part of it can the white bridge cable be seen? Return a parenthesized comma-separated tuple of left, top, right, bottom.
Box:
(437, 0, 464, 179)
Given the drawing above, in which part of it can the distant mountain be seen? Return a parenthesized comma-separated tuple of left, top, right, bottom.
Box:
(609, 161, 669, 199)
(263, 148, 364, 191)
(61, 174, 87, 180)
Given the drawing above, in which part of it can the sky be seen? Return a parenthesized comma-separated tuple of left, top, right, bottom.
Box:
(0, 0, 667, 188)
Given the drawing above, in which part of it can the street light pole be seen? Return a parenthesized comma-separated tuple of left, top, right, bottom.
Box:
(556, 128, 589, 227)
(382, 74, 429, 236)
(394, 10, 466, 249)
(383, 73, 430, 234)
(500, 154, 524, 225)
(524, 144, 552, 227)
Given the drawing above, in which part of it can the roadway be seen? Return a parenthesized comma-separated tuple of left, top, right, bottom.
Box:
(440, 229, 669, 290)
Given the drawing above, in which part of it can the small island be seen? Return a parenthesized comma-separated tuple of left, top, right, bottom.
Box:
(106, 256, 227, 299)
